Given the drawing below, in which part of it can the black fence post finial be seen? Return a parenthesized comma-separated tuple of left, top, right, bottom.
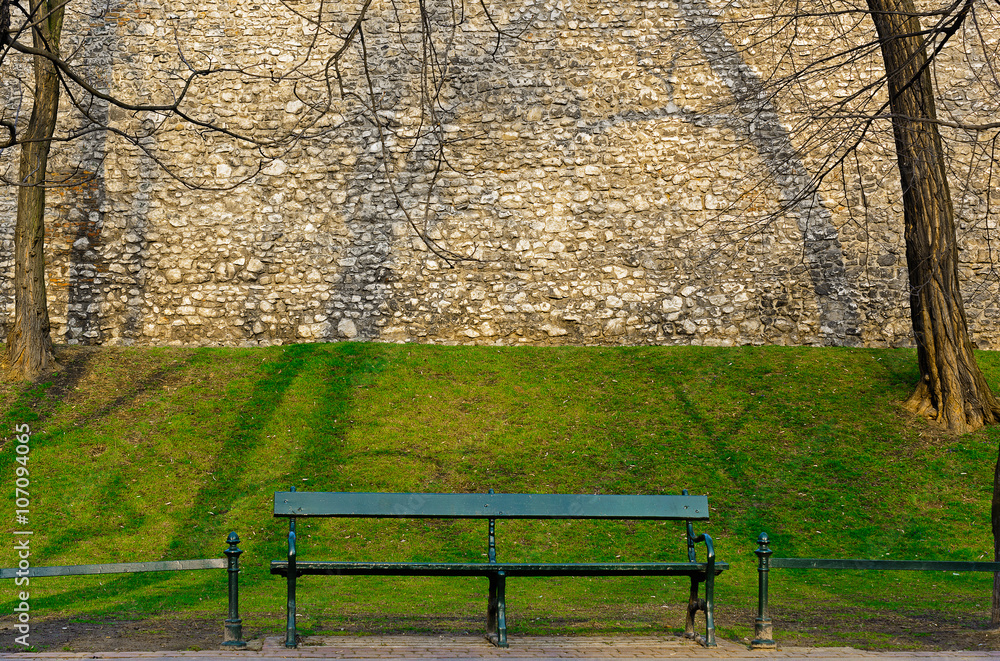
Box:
(750, 532, 776, 650)
(223, 531, 247, 648)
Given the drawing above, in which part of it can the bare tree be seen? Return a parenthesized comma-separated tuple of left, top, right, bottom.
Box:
(687, 0, 1000, 622)
(0, 0, 496, 379)
(2, 0, 65, 378)
(868, 0, 999, 433)
(684, 0, 1000, 431)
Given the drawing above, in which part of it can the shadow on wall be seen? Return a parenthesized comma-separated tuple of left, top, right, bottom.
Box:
(333, 1, 868, 347)
(49, 171, 106, 344)
(677, 0, 862, 346)
(22, 0, 155, 348)
(319, 108, 404, 344)
(27, 1, 879, 348)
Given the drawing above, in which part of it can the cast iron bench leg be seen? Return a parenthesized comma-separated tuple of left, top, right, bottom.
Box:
(683, 575, 716, 647)
(285, 570, 297, 648)
(684, 575, 696, 639)
(486, 571, 508, 648)
(684, 576, 706, 642)
(285, 526, 298, 648)
(704, 566, 717, 646)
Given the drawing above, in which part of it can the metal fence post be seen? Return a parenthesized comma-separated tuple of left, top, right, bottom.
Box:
(223, 531, 247, 648)
(750, 532, 776, 650)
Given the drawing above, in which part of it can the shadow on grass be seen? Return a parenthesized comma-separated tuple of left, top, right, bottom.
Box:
(13, 343, 389, 621)
(3, 348, 200, 563)
(0, 348, 101, 433)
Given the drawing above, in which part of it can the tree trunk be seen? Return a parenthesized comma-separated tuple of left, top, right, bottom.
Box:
(868, 0, 1000, 434)
(3, 0, 64, 380)
(868, 0, 1000, 626)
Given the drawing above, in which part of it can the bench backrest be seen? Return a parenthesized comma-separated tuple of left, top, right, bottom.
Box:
(273, 492, 709, 521)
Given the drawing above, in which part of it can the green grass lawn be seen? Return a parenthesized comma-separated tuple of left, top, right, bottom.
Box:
(1, 343, 997, 649)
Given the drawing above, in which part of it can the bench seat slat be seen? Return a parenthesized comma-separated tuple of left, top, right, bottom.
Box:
(271, 560, 729, 577)
(273, 492, 709, 520)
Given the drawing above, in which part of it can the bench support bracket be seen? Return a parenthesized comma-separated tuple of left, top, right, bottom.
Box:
(486, 571, 508, 648)
(285, 504, 298, 648)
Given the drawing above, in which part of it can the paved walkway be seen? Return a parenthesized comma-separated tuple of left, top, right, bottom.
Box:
(6, 636, 1000, 661)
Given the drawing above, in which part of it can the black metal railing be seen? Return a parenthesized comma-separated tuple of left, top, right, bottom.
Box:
(1, 531, 246, 648)
(751, 531, 1000, 649)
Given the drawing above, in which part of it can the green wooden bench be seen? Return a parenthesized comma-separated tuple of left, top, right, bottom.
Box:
(271, 489, 727, 649)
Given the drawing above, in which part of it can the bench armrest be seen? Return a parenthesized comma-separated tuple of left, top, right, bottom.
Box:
(691, 532, 715, 573)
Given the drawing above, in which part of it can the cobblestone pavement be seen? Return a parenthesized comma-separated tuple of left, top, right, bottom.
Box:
(6, 636, 1000, 661)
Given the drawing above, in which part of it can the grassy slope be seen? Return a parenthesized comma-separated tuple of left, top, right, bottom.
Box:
(0, 343, 997, 647)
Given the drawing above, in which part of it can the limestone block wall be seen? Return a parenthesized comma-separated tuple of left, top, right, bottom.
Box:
(1, 0, 997, 348)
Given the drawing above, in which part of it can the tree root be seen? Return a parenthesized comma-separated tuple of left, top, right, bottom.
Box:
(903, 379, 1000, 435)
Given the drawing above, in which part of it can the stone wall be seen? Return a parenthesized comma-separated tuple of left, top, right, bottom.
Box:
(1, 0, 998, 348)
